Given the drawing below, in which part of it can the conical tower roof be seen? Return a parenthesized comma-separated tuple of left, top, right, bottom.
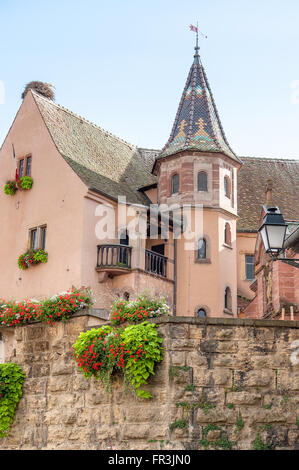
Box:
(158, 47, 240, 163)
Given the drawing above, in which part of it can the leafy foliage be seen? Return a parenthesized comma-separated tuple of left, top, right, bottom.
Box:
(0, 287, 93, 327)
(19, 176, 33, 190)
(110, 293, 169, 326)
(18, 249, 48, 270)
(72, 321, 164, 399)
(4, 181, 18, 196)
(0, 363, 26, 438)
(169, 419, 187, 432)
(253, 433, 275, 450)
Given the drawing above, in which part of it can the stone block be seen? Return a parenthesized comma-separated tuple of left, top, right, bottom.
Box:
(26, 325, 46, 341)
(185, 351, 208, 368)
(48, 375, 70, 392)
(226, 391, 261, 405)
(52, 359, 73, 376)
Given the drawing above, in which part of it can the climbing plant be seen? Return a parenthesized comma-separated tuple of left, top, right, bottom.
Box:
(0, 363, 26, 438)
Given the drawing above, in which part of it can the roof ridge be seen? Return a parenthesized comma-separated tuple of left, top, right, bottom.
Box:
(30, 89, 136, 150)
(240, 156, 299, 162)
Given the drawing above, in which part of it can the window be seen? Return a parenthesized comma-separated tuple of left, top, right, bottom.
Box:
(29, 225, 47, 251)
(224, 223, 231, 246)
(119, 230, 129, 264)
(26, 156, 32, 176)
(197, 309, 206, 318)
(224, 176, 231, 198)
(197, 171, 208, 191)
(171, 174, 179, 194)
(225, 287, 232, 311)
(245, 255, 254, 280)
(19, 159, 24, 177)
(197, 238, 206, 259)
(40, 226, 47, 251)
(30, 229, 38, 250)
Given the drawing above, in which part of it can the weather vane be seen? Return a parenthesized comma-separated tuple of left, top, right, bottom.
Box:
(189, 23, 207, 55)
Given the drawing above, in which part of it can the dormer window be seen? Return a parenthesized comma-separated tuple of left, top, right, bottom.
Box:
(197, 171, 208, 191)
(171, 174, 179, 195)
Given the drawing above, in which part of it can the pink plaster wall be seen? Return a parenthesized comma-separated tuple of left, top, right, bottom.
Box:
(0, 92, 87, 301)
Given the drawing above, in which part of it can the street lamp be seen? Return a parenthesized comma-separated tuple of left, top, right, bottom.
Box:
(258, 207, 287, 258)
(259, 206, 299, 267)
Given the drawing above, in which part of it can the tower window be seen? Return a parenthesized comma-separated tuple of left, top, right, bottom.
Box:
(197, 308, 206, 318)
(197, 238, 206, 259)
(171, 174, 179, 194)
(224, 287, 232, 311)
(224, 223, 231, 246)
(224, 175, 231, 198)
(245, 255, 254, 280)
(197, 171, 208, 191)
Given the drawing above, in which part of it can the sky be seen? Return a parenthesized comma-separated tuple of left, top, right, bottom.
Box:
(1, 0, 299, 159)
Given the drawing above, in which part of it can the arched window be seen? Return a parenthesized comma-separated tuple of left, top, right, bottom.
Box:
(224, 223, 231, 246)
(197, 172, 208, 192)
(171, 174, 179, 194)
(197, 238, 206, 259)
(197, 309, 206, 318)
(224, 176, 231, 198)
(224, 287, 232, 311)
(124, 292, 130, 301)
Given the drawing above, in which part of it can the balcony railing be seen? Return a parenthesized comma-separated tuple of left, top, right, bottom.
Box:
(145, 249, 167, 278)
(97, 244, 132, 270)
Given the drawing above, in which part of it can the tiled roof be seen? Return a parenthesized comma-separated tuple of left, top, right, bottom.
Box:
(31, 91, 299, 232)
(157, 52, 240, 163)
(32, 90, 157, 205)
(237, 157, 299, 231)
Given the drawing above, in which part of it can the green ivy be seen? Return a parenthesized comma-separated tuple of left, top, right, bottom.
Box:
(0, 363, 26, 438)
(72, 321, 163, 399)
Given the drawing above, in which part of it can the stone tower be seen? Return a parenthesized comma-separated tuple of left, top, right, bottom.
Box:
(153, 43, 242, 317)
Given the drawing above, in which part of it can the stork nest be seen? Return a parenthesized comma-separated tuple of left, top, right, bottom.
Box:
(22, 81, 55, 100)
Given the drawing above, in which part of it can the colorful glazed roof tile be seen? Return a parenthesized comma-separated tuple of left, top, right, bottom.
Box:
(158, 49, 240, 163)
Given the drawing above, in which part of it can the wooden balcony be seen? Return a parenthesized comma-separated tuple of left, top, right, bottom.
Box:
(96, 244, 132, 278)
(145, 249, 167, 278)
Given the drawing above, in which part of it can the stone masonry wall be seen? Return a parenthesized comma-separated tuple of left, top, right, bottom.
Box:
(0, 314, 299, 450)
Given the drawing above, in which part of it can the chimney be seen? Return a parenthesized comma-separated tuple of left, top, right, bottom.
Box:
(265, 179, 274, 207)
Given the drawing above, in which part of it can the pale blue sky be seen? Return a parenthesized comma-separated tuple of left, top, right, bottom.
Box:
(1, 0, 299, 159)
